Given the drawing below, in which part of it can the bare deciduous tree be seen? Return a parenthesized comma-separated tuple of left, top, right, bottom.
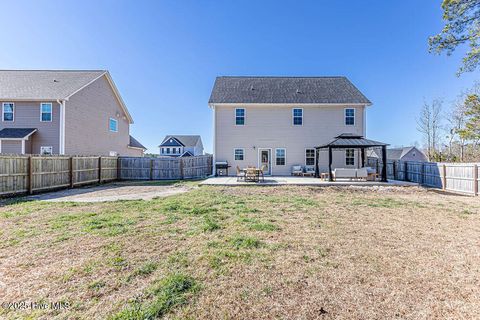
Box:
(417, 99, 443, 161)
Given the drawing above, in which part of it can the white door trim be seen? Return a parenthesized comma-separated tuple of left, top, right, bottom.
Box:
(257, 148, 272, 175)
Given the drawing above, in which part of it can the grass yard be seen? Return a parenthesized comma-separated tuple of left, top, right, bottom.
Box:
(0, 184, 479, 319)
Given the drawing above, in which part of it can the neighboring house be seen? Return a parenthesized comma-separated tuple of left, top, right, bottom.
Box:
(369, 146, 427, 162)
(0, 70, 145, 156)
(208, 76, 372, 175)
(159, 135, 204, 157)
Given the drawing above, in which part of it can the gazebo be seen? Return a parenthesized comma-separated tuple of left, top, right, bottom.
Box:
(315, 133, 389, 182)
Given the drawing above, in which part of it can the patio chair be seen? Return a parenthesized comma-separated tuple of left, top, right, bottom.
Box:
(236, 166, 246, 182)
(259, 165, 266, 182)
(291, 165, 303, 176)
(303, 165, 316, 176)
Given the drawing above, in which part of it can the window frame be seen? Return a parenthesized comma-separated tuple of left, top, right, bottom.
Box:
(2, 102, 14, 122)
(234, 148, 245, 161)
(292, 108, 303, 126)
(40, 146, 53, 155)
(275, 148, 286, 166)
(235, 108, 246, 126)
(109, 118, 118, 132)
(345, 148, 355, 166)
(305, 148, 316, 166)
(345, 108, 355, 126)
(40, 102, 53, 122)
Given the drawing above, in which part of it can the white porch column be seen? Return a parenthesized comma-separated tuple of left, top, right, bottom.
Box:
(21, 140, 25, 154)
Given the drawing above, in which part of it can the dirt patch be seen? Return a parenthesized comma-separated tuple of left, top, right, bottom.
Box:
(25, 181, 193, 202)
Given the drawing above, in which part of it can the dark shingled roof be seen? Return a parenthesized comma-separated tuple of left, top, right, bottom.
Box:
(316, 133, 388, 148)
(209, 76, 371, 104)
(0, 128, 37, 139)
(129, 135, 146, 150)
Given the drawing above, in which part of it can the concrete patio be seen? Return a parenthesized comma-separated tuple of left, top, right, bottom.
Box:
(200, 176, 419, 186)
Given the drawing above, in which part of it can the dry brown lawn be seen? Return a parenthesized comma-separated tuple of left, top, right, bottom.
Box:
(0, 184, 479, 319)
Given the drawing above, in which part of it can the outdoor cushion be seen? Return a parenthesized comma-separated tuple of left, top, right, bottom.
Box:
(292, 165, 303, 172)
(357, 168, 368, 178)
(334, 168, 356, 178)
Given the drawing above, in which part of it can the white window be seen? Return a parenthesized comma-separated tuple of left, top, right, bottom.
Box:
(2, 102, 14, 122)
(275, 148, 286, 166)
(293, 108, 303, 125)
(235, 108, 245, 125)
(305, 148, 315, 166)
(345, 108, 355, 126)
(40, 103, 52, 122)
(346, 149, 355, 166)
(109, 118, 118, 132)
(166, 148, 170, 154)
(234, 148, 244, 161)
(40, 146, 53, 155)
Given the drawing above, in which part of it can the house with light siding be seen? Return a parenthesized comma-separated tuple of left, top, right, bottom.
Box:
(369, 146, 427, 162)
(159, 135, 203, 157)
(0, 70, 145, 156)
(208, 76, 372, 176)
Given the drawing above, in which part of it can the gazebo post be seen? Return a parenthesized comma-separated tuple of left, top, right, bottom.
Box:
(361, 148, 365, 168)
(328, 146, 333, 182)
(315, 148, 320, 178)
(381, 145, 387, 182)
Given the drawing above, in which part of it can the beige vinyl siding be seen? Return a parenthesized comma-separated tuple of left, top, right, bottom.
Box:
(0, 101, 60, 154)
(65, 75, 141, 156)
(214, 104, 365, 175)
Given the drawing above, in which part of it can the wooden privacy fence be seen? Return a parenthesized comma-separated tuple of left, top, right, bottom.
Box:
(367, 158, 480, 196)
(0, 154, 212, 196)
(118, 155, 212, 180)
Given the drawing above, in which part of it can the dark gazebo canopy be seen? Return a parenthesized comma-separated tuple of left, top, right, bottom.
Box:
(315, 134, 389, 181)
(316, 133, 388, 149)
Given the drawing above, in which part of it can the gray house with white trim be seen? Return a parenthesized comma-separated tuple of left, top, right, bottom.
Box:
(209, 76, 372, 175)
(0, 70, 145, 156)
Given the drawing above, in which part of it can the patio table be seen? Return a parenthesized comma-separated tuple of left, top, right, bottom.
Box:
(244, 168, 261, 182)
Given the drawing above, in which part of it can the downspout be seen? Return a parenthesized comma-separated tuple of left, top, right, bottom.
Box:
(57, 99, 66, 155)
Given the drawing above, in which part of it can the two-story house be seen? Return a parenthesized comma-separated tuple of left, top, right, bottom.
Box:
(208, 76, 372, 176)
(0, 70, 145, 156)
(159, 135, 204, 157)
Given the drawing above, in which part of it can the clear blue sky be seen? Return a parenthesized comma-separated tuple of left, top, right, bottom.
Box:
(0, 0, 478, 153)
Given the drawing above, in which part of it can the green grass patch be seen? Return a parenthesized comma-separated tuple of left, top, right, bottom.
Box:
(110, 273, 199, 320)
(201, 215, 221, 232)
(229, 235, 263, 249)
(83, 213, 136, 236)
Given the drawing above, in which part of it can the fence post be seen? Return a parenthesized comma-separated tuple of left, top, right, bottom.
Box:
(392, 161, 397, 180)
(421, 162, 425, 185)
(474, 164, 478, 196)
(28, 156, 33, 194)
(404, 161, 408, 181)
(442, 164, 447, 190)
(180, 158, 184, 179)
(69, 157, 74, 188)
(117, 157, 121, 181)
(98, 156, 102, 183)
(150, 158, 154, 180)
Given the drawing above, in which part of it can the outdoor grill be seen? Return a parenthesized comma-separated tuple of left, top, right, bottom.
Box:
(215, 161, 230, 176)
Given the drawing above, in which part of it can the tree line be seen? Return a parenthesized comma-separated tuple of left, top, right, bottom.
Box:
(418, 0, 479, 162)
